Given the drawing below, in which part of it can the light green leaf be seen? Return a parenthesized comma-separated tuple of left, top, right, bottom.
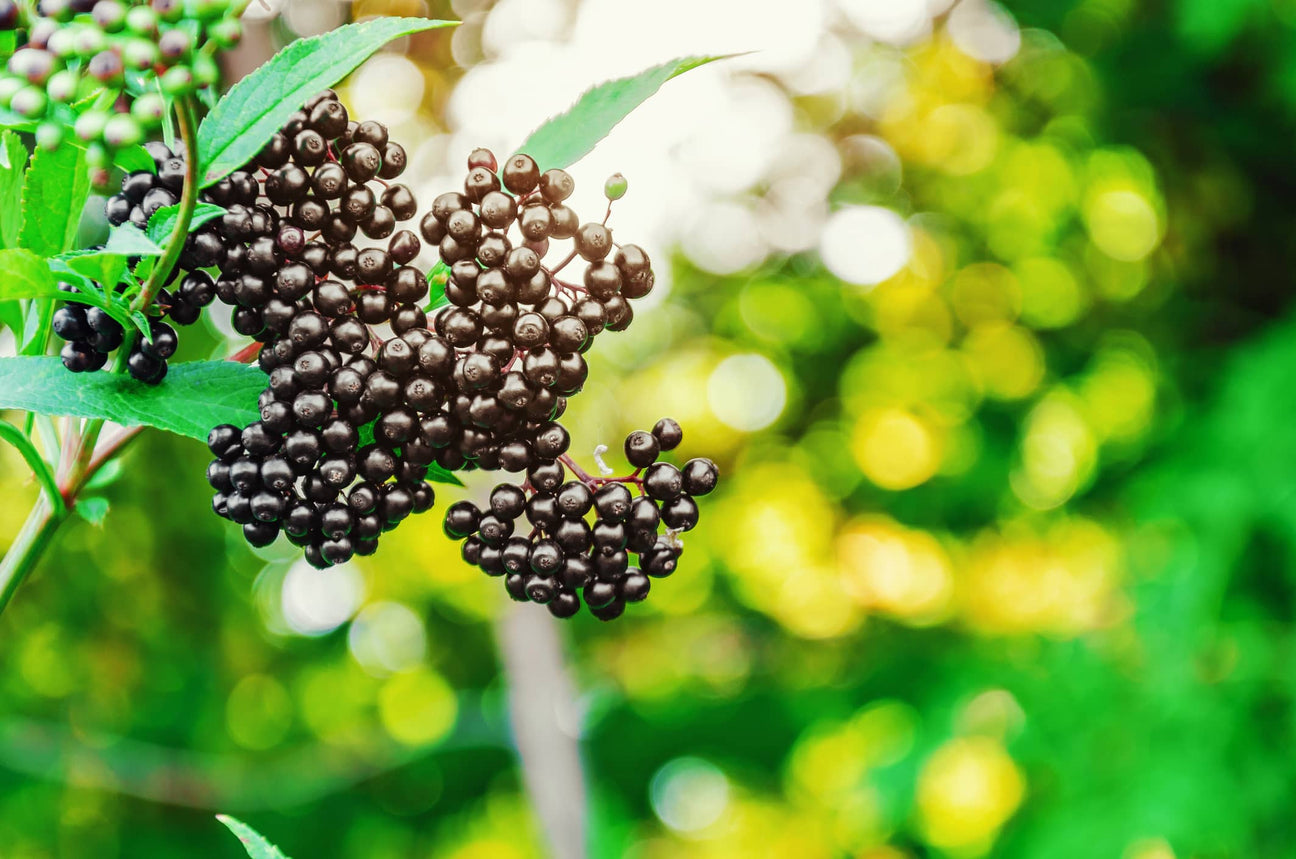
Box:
(114, 144, 156, 174)
(146, 202, 226, 245)
(216, 815, 292, 859)
(0, 130, 27, 248)
(0, 357, 264, 440)
(425, 259, 449, 312)
(197, 17, 457, 187)
(19, 143, 90, 256)
(0, 248, 59, 301)
(515, 55, 733, 170)
(75, 496, 109, 526)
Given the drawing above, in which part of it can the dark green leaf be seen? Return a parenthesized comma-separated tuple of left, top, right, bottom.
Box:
(19, 143, 89, 256)
(197, 17, 457, 187)
(426, 462, 464, 487)
(0, 357, 263, 440)
(0, 130, 27, 249)
(515, 55, 733, 170)
(0, 248, 59, 301)
(216, 815, 292, 859)
(75, 496, 110, 526)
(146, 202, 226, 245)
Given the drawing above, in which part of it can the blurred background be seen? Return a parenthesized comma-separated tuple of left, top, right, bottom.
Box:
(5, 0, 1296, 856)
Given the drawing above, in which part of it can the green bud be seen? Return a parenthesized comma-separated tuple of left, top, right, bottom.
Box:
(102, 113, 142, 148)
(130, 91, 165, 127)
(604, 172, 628, 201)
(73, 108, 109, 142)
(45, 67, 79, 102)
(35, 121, 63, 151)
(10, 85, 47, 118)
(124, 4, 157, 36)
(159, 64, 193, 97)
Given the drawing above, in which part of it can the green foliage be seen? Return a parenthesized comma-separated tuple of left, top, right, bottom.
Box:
(0, 249, 57, 301)
(0, 420, 63, 514)
(0, 357, 264, 440)
(0, 130, 26, 249)
(196, 17, 457, 187)
(146, 202, 226, 244)
(216, 815, 292, 859)
(516, 55, 732, 169)
(18, 145, 89, 258)
(73, 496, 109, 526)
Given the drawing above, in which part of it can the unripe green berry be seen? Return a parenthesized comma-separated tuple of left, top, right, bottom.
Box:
(192, 0, 226, 20)
(207, 17, 241, 49)
(102, 113, 141, 148)
(45, 68, 79, 102)
(73, 109, 109, 141)
(0, 0, 20, 30)
(84, 141, 110, 169)
(604, 172, 627, 201)
(159, 65, 194, 97)
(45, 27, 76, 57)
(36, 0, 71, 21)
(87, 49, 123, 85)
(157, 28, 191, 65)
(10, 85, 47, 118)
(125, 5, 157, 35)
(191, 53, 218, 88)
(35, 121, 63, 150)
(121, 37, 158, 71)
(91, 0, 126, 31)
(71, 24, 106, 58)
(8, 48, 56, 85)
(151, 0, 182, 23)
(130, 91, 165, 127)
(88, 166, 112, 191)
(0, 76, 23, 107)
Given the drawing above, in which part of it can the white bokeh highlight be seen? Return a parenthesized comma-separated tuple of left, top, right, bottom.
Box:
(819, 205, 912, 287)
(708, 354, 787, 432)
(348, 601, 428, 676)
(650, 757, 731, 835)
(280, 560, 364, 636)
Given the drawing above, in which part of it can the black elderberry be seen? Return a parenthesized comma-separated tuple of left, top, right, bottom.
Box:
(575, 222, 613, 262)
(538, 168, 574, 204)
(624, 430, 660, 468)
(682, 458, 720, 496)
(652, 417, 683, 451)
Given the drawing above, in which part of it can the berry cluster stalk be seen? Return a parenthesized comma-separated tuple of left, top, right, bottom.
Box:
(0, 97, 200, 618)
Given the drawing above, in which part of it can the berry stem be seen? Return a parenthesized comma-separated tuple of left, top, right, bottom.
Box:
(558, 453, 596, 484)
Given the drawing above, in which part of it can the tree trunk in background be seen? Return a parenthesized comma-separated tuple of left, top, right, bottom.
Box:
(497, 604, 588, 859)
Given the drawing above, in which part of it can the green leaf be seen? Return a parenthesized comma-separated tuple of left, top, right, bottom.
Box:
(19, 143, 90, 256)
(427, 462, 464, 487)
(197, 17, 458, 187)
(146, 202, 226, 245)
(114, 144, 156, 174)
(0, 357, 264, 440)
(0, 130, 27, 248)
(0, 248, 59, 301)
(0, 420, 65, 515)
(75, 496, 109, 526)
(216, 815, 292, 859)
(425, 260, 449, 312)
(515, 55, 734, 170)
(0, 109, 37, 132)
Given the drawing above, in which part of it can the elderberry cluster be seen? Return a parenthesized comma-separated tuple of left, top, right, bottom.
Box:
(203, 91, 438, 567)
(413, 148, 656, 473)
(0, 0, 241, 159)
(54, 140, 254, 381)
(441, 419, 719, 620)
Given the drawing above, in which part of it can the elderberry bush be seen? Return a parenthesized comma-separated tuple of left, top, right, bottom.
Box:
(442, 419, 720, 620)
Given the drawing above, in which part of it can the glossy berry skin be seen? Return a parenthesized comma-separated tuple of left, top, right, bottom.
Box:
(624, 430, 659, 468)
